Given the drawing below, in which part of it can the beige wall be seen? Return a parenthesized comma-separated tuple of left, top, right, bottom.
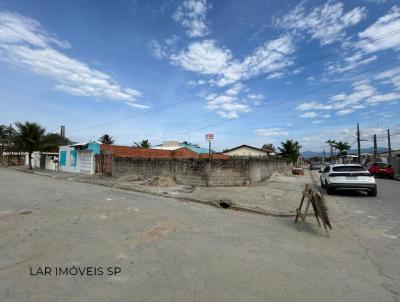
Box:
(224, 146, 269, 157)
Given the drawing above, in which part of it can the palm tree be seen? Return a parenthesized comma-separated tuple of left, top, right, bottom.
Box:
(326, 139, 336, 157)
(334, 141, 351, 156)
(278, 139, 300, 163)
(98, 134, 114, 145)
(14, 122, 46, 169)
(133, 139, 150, 148)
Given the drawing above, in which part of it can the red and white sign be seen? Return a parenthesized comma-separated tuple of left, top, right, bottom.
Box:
(205, 134, 214, 141)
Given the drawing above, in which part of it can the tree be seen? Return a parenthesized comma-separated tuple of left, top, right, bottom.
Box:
(133, 139, 150, 148)
(41, 133, 72, 152)
(326, 139, 336, 157)
(334, 141, 351, 156)
(262, 143, 276, 153)
(278, 139, 301, 163)
(98, 134, 114, 145)
(0, 125, 6, 154)
(14, 122, 46, 169)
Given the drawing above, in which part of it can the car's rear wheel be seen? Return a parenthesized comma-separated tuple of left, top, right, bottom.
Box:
(368, 188, 377, 197)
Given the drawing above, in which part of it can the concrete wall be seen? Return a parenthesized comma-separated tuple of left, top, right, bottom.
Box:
(112, 157, 290, 187)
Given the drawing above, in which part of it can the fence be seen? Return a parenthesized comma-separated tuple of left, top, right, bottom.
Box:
(112, 157, 291, 187)
(95, 154, 113, 175)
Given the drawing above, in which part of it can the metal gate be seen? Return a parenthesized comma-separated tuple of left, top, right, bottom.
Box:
(78, 151, 93, 174)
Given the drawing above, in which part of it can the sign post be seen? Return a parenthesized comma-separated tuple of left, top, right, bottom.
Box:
(205, 134, 214, 159)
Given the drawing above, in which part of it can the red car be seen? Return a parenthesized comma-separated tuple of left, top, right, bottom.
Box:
(367, 162, 395, 178)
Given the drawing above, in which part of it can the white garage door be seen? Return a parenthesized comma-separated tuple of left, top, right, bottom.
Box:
(78, 151, 93, 174)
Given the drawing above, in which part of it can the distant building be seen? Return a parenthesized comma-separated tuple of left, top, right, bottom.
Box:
(152, 141, 211, 154)
(223, 145, 272, 157)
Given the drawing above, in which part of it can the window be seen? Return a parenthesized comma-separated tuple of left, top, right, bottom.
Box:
(332, 166, 367, 172)
(323, 166, 330, 173)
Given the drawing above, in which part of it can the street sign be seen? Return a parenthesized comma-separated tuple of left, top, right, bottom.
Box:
(205, 134, 214, 141)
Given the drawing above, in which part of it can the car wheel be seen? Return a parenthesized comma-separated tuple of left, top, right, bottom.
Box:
(326, 185, 335, 195)
(368, 189, 377, 197)
(320, 179, 325, 188)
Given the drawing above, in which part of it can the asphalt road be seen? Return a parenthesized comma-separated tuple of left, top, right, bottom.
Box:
(318, 176, 400, 300)
(0, 168, 399, 302)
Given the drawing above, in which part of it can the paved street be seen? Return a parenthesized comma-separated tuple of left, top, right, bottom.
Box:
(0, 168, 399, 302)
(317, 176, 400, 300)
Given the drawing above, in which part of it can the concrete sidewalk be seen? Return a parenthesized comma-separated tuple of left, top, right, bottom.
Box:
(6, 166, 310, 216)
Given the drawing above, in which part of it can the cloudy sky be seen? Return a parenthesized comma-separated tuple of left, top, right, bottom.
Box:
(0, 0, 399, 152)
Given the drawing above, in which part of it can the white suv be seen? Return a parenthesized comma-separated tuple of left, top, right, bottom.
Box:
(320, 164, 377, 196)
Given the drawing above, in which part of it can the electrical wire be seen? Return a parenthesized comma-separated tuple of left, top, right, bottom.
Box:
(71, 29, 400, 133)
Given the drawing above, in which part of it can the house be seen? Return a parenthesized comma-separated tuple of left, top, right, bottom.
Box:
(223, 145, 271, 157)
(25, 151, 58, 170)
(152, 141, 211, 154)
(59, 142, 100, 174)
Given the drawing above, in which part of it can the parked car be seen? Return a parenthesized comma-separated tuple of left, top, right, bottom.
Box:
(320, 164, 377, 196)
(310, 163, 321, 170)
(366, 162, 394, 178)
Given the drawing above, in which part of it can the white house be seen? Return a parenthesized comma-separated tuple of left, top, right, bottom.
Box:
(223, 145, 273, 157)
(59, 142, 100, 175)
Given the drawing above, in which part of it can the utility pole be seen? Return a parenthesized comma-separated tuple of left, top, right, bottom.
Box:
(388, 129, 392, 159)
(373, 134, 377, 160)
(60, 125, 65, 138)
(357, 123, 361, 164)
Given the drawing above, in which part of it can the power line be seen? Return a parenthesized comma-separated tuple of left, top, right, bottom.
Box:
(71, 29, 400, 133)
(137, 58, 399, 141)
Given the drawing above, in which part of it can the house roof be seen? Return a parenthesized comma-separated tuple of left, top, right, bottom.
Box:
(224, 144, 270, 154)
(151, 146, 183, 151)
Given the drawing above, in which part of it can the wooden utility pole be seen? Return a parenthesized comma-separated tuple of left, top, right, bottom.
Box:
(357, 123, 361, 164)
(373, 134, 377, 160)
(388, 129, 392, 158)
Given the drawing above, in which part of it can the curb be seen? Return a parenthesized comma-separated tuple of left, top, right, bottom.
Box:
(6, 167, 299, 218)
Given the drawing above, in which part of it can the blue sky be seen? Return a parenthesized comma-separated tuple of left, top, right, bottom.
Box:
(0, 0, 399, 152)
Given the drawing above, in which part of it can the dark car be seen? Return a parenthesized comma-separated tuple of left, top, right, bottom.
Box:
(310, 163, 321, 170)
(367, 162, 394, 178)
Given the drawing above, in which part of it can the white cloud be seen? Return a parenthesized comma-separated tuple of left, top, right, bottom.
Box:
(329, 81, 376, 110)
(247, 94, 263, 100)
(0, 11, 145, 107)
(326, 5, 400, 75)
(148, 40, 167, 59)
(205, 84, 251, 119)
(366, 92, 400, 104)
(337, 108, 354, 115)
(358, 5, 400, 53)
(173, 0, 209, 38)
(255, 128, 289, 137)
(170, 40, 232, 75)
(165, 34, 179, 46)
(300, 112, 318, 118)
(295, 101, 332, 111)
(274, 1, 366, 45)
(171, 35, 295, 87)
(375, 66, 400, 90)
